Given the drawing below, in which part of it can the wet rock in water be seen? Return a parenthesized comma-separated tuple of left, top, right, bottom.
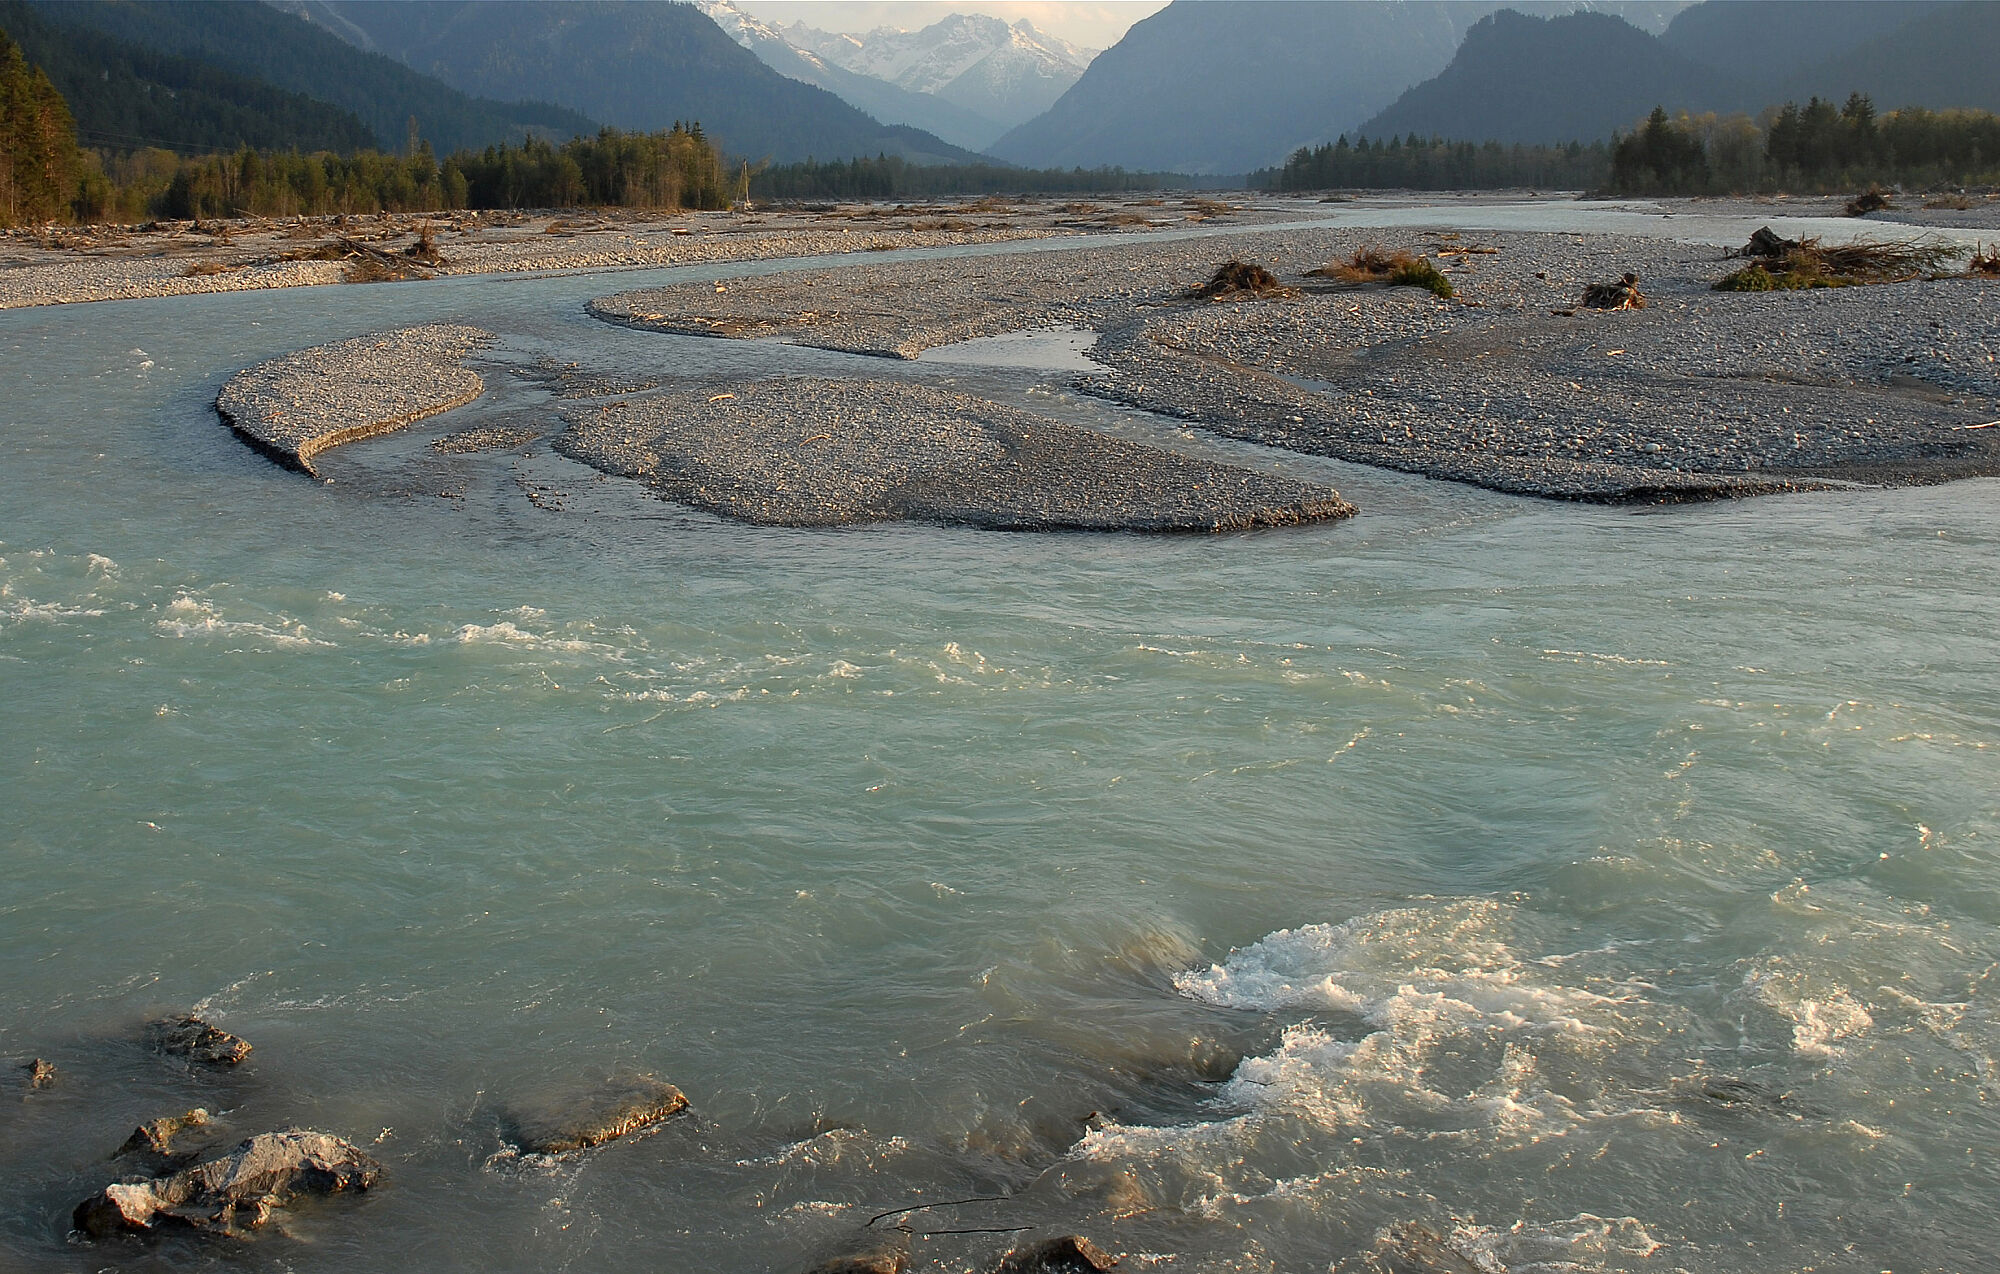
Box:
(804, 1236, 910, 1273)
(115, 1109, 212, 1160)
(1348, 1223, 1483, 1273)
(147, 1016, 252, 1066)
(24, 1057, 58, 1089)
(994, 1234, 1119, 1272)
(556, 379, 1353, 532)
(73, 1129, 382, 1238)
(505, 1073, 689, 1154)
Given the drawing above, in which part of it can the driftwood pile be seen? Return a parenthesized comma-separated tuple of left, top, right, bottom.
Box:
(1191, 259, 1296, 300)
(1717, 225, 1958, 290)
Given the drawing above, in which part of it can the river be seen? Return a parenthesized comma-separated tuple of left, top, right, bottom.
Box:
(3, 205, 1997, 1272)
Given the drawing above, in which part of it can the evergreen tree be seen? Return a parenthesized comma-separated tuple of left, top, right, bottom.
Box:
(0, 29, 81, 225)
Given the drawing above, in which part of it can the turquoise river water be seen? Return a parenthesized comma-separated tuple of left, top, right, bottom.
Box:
(3, 207, 1999, 1273)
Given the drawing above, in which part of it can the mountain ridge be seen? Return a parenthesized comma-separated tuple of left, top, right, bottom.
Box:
(278, 0, 980, 164)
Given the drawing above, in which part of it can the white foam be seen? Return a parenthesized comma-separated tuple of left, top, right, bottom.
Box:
(1080, 901, 1664, 1172)
(155, 593, 333, 649)
(1745, 966, 1874, 1059)
(453, 621, 607, 653)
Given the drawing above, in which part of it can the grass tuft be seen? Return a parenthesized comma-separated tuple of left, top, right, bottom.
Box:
(1308, 247, 1454, 298)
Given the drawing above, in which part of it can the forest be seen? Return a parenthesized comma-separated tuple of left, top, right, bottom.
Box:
(1267, 135, 1612, 192)
(1609, 96, 2000, 194)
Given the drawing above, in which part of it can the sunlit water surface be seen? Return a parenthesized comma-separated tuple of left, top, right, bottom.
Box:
(3, 210, 1997, 1273)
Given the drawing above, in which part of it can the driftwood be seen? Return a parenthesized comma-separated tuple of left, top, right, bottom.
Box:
(1580, 272, 1647, 309)
(1191, 259, 1294, 300)
(1845, 188, 1893, 216)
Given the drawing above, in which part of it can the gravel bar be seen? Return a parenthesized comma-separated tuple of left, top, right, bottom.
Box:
(554, 378, 1354, 530)
(216, 324, 492, 477)
(593, 225, 2000, 501)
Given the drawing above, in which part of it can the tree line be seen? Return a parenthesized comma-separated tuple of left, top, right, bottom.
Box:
(1610, 96, 2000, 194)
(750, 153, 1203, 200)
(1266, 135, 1612, 192)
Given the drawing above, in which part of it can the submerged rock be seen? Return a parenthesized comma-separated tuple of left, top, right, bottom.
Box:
(114, 1109, 212, 1160)
(805, 1236, 909, 1273)
(146, 1016, 252, 1066)
(73, 1129, 381, 1238)
(556, 379, 1352, 532)
(1346, 1222, 1483, 1273)
(505, 1073, 689, 1154)
(995, 1234, 1119, 1272)
(24, 1057, 57, 1089)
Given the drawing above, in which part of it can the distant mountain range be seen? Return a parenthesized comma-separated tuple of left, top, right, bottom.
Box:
(277, 0, 978, 164)
(1360, 0, 2000, 144)
(693, 0, 1004, 150)
(788, 11, 1092, 129)
(695, 0, 1089, 151)
(984, 0, 1695, 174)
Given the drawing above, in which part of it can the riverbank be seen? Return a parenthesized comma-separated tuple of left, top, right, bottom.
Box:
(0, 196, 1289, 310)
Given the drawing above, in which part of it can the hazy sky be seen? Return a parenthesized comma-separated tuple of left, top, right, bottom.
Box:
(730, 1, 1171, 50)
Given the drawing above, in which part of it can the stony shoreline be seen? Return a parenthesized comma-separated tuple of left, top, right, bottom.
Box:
(215, 324, 492, 477)
(0, 196, 1295, 311)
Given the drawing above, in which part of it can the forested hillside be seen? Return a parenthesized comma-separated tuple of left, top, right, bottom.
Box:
(0, 0, 372, 155)
(23, 0, 596, 153)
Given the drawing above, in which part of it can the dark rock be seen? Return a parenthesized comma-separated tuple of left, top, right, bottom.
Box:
(995, 1235, 1119, 1272)
(805, 1236, 910, 1273)
(146, 1016, 252, 1066)
(506, 1073, 689, 1154)
(73, 1129, 381, 1238)
(114, 1109, 212, 1160)
(25, 1057, 57, 1089)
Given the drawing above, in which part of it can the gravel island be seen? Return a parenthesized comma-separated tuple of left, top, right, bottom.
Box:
(215, 324, 492, 477)
(593, 224, 2000, 501)
(554, 378, 1354, 530)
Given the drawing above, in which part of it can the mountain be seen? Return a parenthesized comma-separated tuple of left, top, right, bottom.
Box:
(279, 0, 980, 165)
(790, 13, 1094, 130)
(989, 1, 1500, 173)
(26, 0, 596, 154)
(0, 0, 373, 154)
(693, 0, 1005, 150)
(1360, 9, 1740, 144)
(1781, 1, 2000, 115)
(1660, 0, 1951, 80)
(1358, 0, 2000, 146)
